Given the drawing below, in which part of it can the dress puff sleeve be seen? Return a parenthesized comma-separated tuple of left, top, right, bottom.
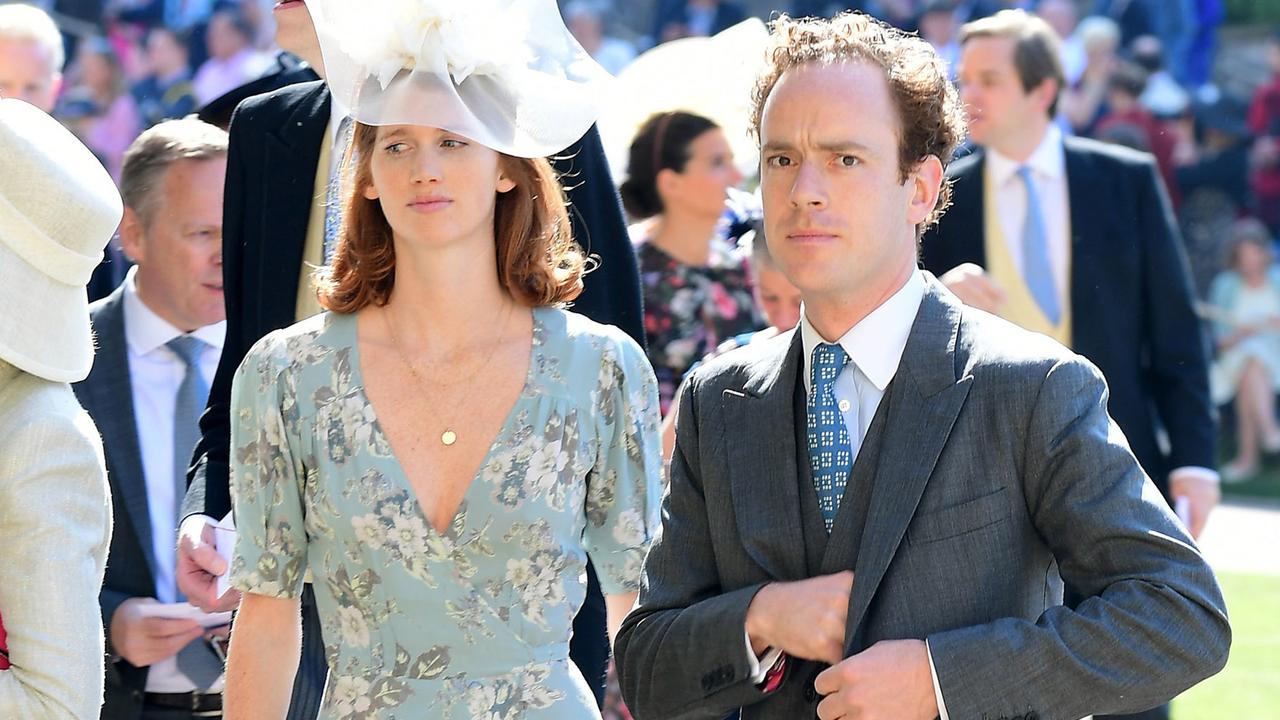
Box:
(229, 333, 309, 599)
(583, 329, 665, 595)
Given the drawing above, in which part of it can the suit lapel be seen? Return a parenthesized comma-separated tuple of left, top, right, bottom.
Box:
(261, 81, 331, 330)
(1064, 139, 1105, 351)
(724, 332, 809, 581)
(843, 282, 973, 654)
(88, 290, 157, 580)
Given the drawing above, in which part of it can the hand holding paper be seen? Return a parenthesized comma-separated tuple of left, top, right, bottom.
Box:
(176, 514, 241, 613)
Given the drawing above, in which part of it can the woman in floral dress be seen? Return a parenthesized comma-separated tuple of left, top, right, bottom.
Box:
(221, 3, 663, 718)
(620, 111, 763, 414)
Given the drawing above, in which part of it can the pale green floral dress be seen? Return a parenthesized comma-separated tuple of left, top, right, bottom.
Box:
(228, 308, 663, 720)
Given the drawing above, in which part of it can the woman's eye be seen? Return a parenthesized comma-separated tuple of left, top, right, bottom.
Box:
(385, 142, 407, 154)
(441, 138, 467, 149)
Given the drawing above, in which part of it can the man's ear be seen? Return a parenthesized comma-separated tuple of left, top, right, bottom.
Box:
(906, 155, 944, 228)
(118, 206, 146, 263)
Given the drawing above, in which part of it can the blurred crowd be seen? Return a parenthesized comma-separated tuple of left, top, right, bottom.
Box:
(0, 1, 1273, 718)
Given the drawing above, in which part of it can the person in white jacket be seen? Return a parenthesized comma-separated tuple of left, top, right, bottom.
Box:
(0, 97, 122, 719)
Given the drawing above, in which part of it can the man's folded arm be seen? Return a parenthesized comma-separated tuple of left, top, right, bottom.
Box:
(615, 378, 778, 720)
(926, 357, 1230, 719)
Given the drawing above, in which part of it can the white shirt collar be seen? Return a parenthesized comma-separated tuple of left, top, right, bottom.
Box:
(799, 269, 925, 393)
(987, 123, 1065, 187)
(122, 266, 226, 357)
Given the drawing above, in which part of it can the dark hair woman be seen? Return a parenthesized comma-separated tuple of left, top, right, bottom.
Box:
(621, 110, 762, 414)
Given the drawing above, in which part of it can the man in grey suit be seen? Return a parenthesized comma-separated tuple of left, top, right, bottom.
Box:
(614, 12, 1230, 720)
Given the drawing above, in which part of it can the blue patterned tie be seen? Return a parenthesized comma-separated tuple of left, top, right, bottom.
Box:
(807, 343, 853, 532)
(165, 336, 223, 688)
(323, 115, 354, 263)
(1016, 166, 1060, 324)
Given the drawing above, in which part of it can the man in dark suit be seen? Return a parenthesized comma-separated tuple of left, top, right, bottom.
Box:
(75, 118, 231, 720)
(174, 2, 643, 716)
(919, 10, 1219, 555)
(615, 12, 1228, 720)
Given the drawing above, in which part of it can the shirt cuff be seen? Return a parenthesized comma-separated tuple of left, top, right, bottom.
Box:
(1169, 466, 1220, 485)
(926, 639, 950, 720)
(744, 627, 783, 684)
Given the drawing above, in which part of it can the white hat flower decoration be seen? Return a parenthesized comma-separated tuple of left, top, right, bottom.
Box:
(309, 0, 611, 158)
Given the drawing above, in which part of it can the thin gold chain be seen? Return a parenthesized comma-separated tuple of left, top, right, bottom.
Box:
(382, 299, 514, 446)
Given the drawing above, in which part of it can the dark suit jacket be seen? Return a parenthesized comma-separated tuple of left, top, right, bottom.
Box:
(615, 279, 1230, 720)
(919, 137, 1216, 496)
(73, 287, 158, 719)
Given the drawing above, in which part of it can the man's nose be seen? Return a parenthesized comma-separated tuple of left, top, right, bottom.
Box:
(789, 162, 826, 208)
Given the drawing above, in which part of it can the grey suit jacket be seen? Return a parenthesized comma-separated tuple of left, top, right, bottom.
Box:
(615, 279, 1230, 720)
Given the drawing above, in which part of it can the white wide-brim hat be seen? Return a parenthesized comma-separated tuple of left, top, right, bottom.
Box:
(0, 99, 123, 383)
(308, 0, 613, 158)
(598, 18, 769, 185)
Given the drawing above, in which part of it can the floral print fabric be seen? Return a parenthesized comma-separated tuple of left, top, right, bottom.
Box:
(229, 308, 663, 719)
(635, 237, 762, 414)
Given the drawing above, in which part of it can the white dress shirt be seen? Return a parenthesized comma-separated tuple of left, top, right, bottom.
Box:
(986, 123, 1072, 309)
(121, 268, 227, 692)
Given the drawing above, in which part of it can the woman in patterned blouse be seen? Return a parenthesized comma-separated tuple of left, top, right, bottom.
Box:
(620, 111, 764, 414)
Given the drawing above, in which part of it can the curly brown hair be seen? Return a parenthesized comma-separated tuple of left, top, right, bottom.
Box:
(314, 122, 586, 313)
(749, 12, 967, 231)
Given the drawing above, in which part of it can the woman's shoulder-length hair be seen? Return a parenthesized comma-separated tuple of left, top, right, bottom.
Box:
(313, 121, 587, 313)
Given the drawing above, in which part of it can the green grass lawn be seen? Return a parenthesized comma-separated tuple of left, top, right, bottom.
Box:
(1173, 572, 1280, 719)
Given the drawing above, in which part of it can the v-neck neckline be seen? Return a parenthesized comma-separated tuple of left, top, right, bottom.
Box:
(345, 308, 545, 536)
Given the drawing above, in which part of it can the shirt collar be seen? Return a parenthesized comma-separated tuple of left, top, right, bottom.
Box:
(122, 266, 226, 357)
(987, 123, 1065, 187)
(799, 269, 925, 393)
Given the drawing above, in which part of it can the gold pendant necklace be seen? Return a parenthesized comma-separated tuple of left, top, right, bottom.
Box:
(384, 300, 514, 447)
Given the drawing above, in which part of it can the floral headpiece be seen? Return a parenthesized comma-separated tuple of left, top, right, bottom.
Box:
(309, 0, 611, 158)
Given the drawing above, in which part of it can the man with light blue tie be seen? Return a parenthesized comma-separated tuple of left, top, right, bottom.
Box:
(921, 10, 1220, 545)
(73, 117, 231, 720)
(616, 11, 1228, 720)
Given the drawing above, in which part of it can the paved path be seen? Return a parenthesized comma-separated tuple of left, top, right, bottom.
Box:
(1197, 497, 1280, 576)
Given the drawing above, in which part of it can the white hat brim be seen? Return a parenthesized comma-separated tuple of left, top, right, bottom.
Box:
(0, 238, 94, 383)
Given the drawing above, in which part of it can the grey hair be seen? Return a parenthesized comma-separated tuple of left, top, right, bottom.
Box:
(120, 117, 229, 225)
(0, 3, 64, 71)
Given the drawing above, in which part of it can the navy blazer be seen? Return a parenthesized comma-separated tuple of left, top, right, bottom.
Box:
(920, 136, 1216, 495)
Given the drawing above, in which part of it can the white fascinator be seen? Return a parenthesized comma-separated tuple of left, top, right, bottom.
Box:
(307, 0, 613, 158)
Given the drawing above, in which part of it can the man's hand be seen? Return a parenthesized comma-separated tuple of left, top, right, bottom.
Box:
(813, 639, 939, 720)
(745, 571, 853, 665)
(176, 515, 240, 612)
(1170, 473, 1220, 539)
(938, 263, 1007, 315)
(110, 598, 206, 668)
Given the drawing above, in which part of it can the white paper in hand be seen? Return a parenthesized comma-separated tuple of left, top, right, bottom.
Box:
(213, 512, 236, 599)
(142, 602, 232, 628)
